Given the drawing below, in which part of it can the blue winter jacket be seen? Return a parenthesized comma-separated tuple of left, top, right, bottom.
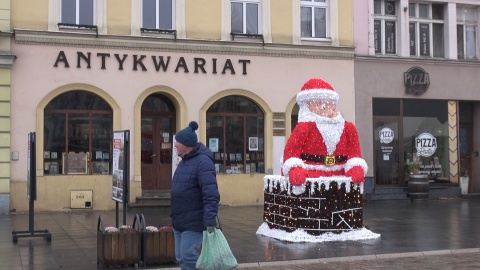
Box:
(171, 143, 220, 232)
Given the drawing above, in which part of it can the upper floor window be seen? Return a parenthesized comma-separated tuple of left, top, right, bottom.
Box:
(207, 96, 265, 174)
(300, 0, 328, 39)
(231, 0, 261, 34)
(373, 0, 397, 55)
(142, 0, 174, 30)
(457, 6, 478, 60)
(409, 3, 444, 58)
(61, 0, 95, 25)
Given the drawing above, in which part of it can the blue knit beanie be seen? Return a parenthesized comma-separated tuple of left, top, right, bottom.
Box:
(176, 121, 199, 147)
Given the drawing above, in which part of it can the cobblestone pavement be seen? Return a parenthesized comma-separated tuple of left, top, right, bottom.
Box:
(158, 249, 480, 270)
(235, 249, 480, 270)
(3, 198, 480, 269)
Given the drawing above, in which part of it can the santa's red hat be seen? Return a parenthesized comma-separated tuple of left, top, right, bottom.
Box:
(296, 78, 339, 106)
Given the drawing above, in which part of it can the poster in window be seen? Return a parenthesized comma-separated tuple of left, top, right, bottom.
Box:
(44, 151, 50, 159)
(374, 20, 381, 53)
(163, 132, 170, 142)
(249, 137, 258, 151)
(209, 138, 219, 152)
(49, 163, 59, 175)
(96, 151, 103, 160)
(385, 21, 396, 54)
(419, 23, 430, 56)
(44, 162, 50, 171)
(409, 23, 416, 55)
(258, 162, 264, 172)
(103, 152, 110, 160)
(237, 164, 243, 173)
(62, 153, 88, 174)
(93, 161, 109, 174)
(235, 153, 242, 161)
(51, 151, 57, 159)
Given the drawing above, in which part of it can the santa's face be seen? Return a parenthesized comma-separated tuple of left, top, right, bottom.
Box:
(307, 99, 338, 118)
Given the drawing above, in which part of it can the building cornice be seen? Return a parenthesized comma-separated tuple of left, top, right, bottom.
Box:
(13, 29, 354, 60)
(355, 55, 480, 67)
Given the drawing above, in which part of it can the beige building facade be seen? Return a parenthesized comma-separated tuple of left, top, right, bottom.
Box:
(5, 0, 356, 212)
(0, 1, 14, 214)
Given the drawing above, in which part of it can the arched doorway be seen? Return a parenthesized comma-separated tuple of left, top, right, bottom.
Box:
(141, 94, 176, 192)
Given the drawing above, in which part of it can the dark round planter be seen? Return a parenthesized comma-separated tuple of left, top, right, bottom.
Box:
(408, 174, 429, 200)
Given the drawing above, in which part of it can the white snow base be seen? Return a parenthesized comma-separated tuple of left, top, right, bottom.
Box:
(256, 222, 380, 243)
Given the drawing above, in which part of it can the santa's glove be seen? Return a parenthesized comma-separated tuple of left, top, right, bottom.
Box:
(346, 166, 365, 184)
(289, 167, 307, 185)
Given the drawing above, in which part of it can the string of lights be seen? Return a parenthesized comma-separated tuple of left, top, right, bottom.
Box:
(263, 176, 363, 236)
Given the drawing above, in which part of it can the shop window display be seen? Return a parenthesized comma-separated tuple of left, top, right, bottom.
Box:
(373, 98, 450, 184)
(44, 90, 113, 175)
(207, 95, 264, 174)
(403, 99, 449, 183)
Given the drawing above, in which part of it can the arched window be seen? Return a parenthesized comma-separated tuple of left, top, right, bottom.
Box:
(44, 90, 113, 175)
(206, 95, 264, 174)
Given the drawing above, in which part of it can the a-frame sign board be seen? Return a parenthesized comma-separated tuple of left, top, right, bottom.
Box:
(12, 132, 52, 242)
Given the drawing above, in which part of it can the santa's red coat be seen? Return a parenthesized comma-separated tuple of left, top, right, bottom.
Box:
(282, 121, 367, 185)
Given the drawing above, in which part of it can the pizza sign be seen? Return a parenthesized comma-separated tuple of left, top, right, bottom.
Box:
(415, 133, 437, 157)
(379, 127, 394, 144)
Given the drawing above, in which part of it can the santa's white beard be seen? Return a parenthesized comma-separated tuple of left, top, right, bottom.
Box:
(298, 106, 345, 155)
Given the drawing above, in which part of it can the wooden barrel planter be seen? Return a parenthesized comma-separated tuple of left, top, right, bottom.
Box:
(97, 216, 141, 268)
(408, 174, 429, 200)
(135, 214, 176, 266)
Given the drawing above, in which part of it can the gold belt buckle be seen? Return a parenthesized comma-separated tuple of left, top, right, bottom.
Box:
(325, 155, 335, 166)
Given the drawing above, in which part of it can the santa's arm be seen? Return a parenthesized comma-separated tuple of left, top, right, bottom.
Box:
(282, 123, 309, 185)
(343, 123, 368, 183)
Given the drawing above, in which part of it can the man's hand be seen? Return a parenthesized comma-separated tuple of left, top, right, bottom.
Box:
(207, 226, 215, 233)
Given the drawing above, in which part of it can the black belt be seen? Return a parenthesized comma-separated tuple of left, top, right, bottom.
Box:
(300, 154, 347, 166)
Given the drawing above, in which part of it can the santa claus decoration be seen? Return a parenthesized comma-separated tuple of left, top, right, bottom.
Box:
(282, 78, 368, 190)
(257, 78, 379, 242)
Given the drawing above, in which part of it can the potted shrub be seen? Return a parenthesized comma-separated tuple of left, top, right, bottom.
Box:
(460, 170, 469, 195)
(407, 159, 421, 175)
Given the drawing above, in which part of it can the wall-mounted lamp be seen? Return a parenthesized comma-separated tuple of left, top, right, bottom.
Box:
(404, 6, 408, 12)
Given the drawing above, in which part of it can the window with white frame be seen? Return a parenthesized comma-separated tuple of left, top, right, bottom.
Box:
(300, 0, 328, 39)
(142, 0, 175, 30)
(231, 0, 261, 34)
(373, 0, 397, 55)
(409, 2, 445, 58)
(60, 0, 95, 25)
(457, 6, 477, 60)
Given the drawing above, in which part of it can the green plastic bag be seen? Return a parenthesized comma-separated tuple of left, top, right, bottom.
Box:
(196, 229, 238, 270)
